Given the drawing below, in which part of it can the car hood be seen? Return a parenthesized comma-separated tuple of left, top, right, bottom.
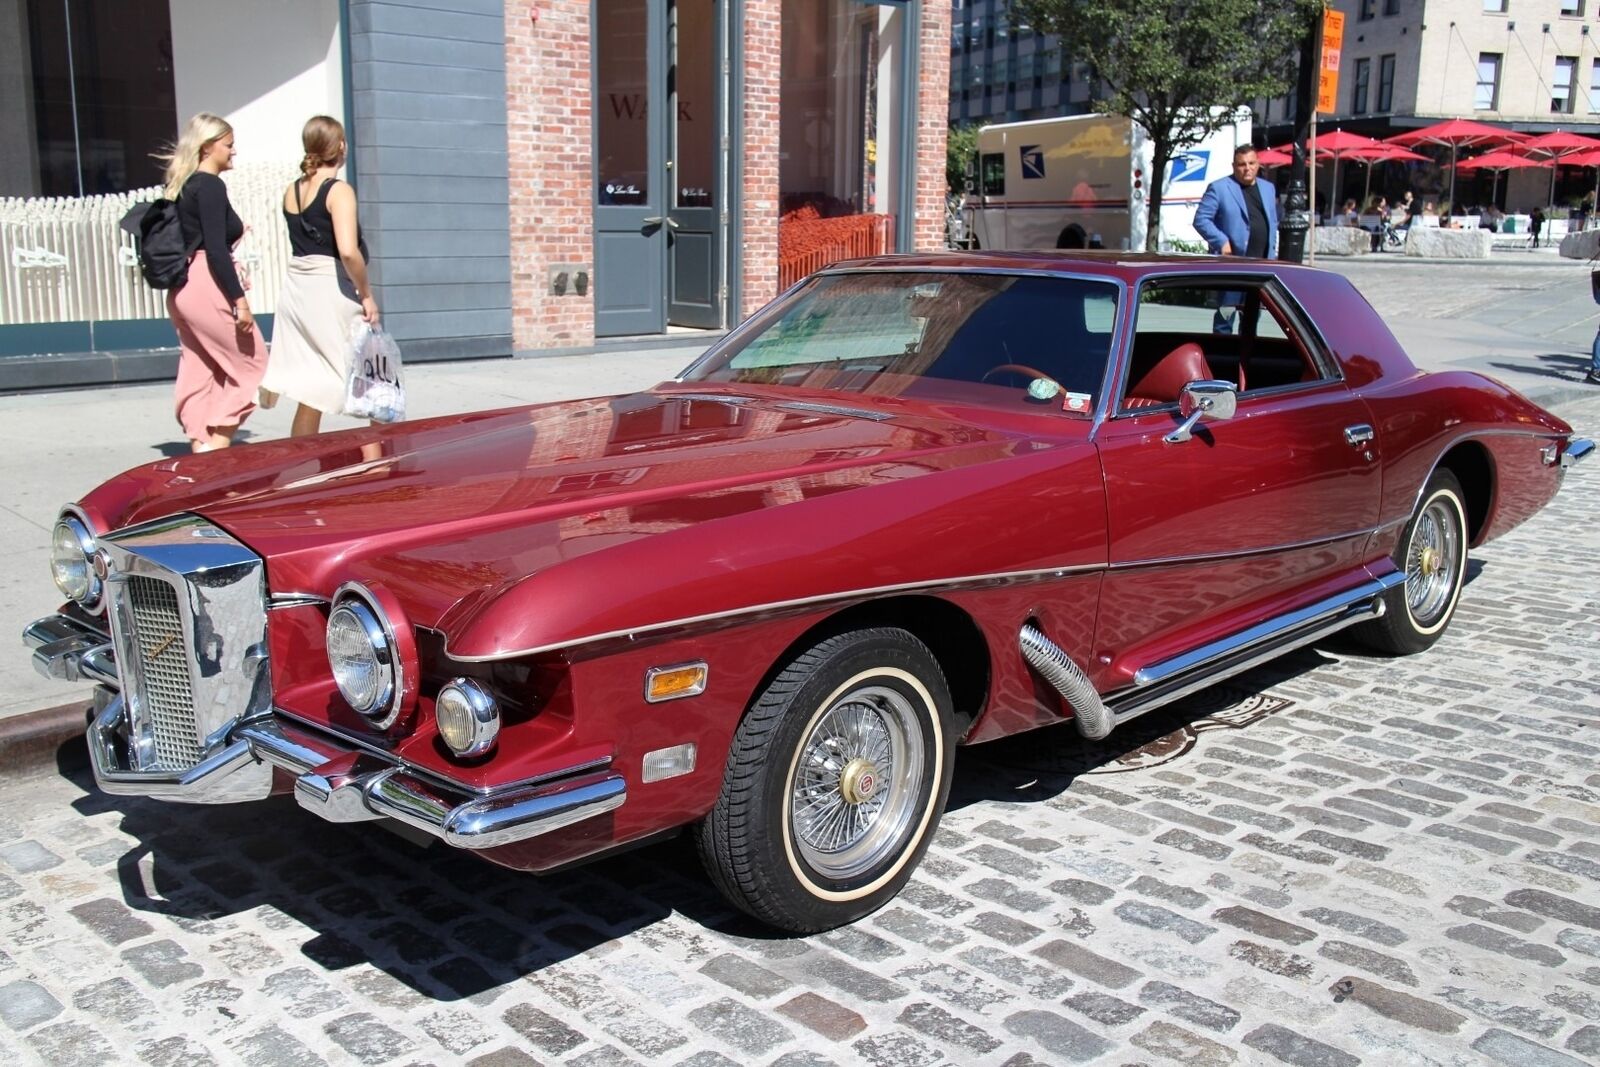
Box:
(83, 386, 1097, 648)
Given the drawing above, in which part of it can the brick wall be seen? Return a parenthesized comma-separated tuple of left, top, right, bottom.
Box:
(740, 0, 782, 319)
(506, 1, 593, 349)
(914, 2, 952, 253)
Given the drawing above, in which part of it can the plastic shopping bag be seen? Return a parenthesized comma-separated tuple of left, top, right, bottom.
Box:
(344, 322, 406, 423)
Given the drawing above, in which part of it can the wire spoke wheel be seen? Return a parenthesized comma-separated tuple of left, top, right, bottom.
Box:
(1405, 497, 1461, 627)
(790, 685, 922, 881)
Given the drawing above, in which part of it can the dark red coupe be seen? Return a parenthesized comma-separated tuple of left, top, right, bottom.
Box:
(26, 252, 1592, 932)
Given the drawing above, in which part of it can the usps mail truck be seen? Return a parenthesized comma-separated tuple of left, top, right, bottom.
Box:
(962, 109, 1253, 252)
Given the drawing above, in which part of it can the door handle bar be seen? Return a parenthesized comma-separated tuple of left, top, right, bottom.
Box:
(1344, 424, 1375, 447)
(642, 216, 680, 230)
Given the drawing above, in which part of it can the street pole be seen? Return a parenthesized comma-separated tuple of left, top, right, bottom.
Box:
(1278, 13, 1321, 264)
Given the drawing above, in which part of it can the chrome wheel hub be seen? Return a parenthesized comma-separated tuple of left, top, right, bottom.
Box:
(1406, 499, 1460, 625)
(790, 684, 924, 881)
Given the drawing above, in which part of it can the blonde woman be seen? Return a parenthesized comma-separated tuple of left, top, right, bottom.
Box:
(261, 115, 379, 437)
(160, 112, 266, 452)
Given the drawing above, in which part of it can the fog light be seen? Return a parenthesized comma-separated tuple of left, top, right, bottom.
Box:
(436, 679, 499, 759)
(644, 662, 708, 703)
(642, 743, 697, 783)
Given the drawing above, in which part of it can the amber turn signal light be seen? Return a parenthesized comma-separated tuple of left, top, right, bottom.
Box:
(643, 663, 708, 703)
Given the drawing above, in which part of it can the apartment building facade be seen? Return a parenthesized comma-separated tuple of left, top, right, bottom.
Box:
(947, 0, 1092, 124)
(1262, 0, 1600, 208)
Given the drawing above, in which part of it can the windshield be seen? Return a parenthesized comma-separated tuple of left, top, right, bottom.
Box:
(684, 271, 1121, 414)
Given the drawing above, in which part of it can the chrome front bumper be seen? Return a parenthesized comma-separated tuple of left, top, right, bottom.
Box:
(26, 613, 626, 850)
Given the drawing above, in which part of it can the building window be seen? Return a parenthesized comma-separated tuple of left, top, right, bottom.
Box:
(1483, 0, 1507, 11)
(1561, 0, 1584, 16)
(1352, 58, 1371, 113)
(1384, 0, 1400, 13)
(1359, 0, 1376, 19)
(1378, 54, 1396, 111)
(1591, 58, 1600, 111)
(1476, 53, 1501, 109)
(1554, 56, 1577, 112)
(778, 0, 908, 282)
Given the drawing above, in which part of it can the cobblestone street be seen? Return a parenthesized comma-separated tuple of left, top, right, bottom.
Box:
(1, 397, 1597, 1067)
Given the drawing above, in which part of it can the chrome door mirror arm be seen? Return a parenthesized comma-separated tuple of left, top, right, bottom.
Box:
(1164, 379, 1239, 445)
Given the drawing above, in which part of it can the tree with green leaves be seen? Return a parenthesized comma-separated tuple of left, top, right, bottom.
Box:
(1014, 0, 1319, 250)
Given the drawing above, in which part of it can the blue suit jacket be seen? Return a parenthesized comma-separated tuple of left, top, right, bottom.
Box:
(1194, 175, 1278, 258)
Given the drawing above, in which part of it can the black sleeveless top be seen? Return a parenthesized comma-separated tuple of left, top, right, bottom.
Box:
(284, 177, 368, 261)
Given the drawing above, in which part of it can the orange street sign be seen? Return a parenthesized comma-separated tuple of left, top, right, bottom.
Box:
(1317, 9, 1346, 114)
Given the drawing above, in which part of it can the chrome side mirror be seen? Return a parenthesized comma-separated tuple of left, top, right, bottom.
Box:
(1164, 380, 1238, 444)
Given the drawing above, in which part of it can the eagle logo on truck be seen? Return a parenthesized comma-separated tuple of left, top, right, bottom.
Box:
(1020, 145, 1045, 179)
(1169, 150, 1210, 183)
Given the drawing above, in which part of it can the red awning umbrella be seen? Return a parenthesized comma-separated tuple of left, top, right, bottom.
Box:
(1552, 147, 1600, 220)
(1255, 147, 1294, 167)
(1457, 149, 1552, 204)
(1515, 131, 1600, 206)
(1277, 131, 1383, 214)
(1386, 120, 1527, 208)
(1341, 144, 1432, 206)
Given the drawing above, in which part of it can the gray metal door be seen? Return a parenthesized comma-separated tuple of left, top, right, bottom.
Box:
(594, 0, 667, 337)
(667, 0, 723, 329)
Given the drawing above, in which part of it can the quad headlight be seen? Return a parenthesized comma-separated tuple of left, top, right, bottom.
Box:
(49, 512, 101, 609)
(435, 679, 499, 759)
(326, 587, 402, 725)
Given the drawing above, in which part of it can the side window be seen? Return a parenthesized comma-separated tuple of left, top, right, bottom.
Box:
(980, 152, 1006, 197)
(1120, 281, 1328, 411)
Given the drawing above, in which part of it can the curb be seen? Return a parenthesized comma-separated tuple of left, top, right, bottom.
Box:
(0, 700, 89, 772)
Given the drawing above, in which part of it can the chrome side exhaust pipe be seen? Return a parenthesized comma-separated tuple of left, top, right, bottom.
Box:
(1019, 623, 1114, 740)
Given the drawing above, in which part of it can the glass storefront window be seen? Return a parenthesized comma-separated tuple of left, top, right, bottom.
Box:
(778, 0, 907, 288)
(596, 0, 649, 205)
(1, 0, 343, 346)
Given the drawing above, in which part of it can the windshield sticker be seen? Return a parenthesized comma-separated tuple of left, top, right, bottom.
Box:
(1062, 391, 1093, 414)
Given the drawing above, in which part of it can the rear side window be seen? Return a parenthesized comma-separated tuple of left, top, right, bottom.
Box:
(1119, 280, 1332, 410)
(980, 153, 1006, 197)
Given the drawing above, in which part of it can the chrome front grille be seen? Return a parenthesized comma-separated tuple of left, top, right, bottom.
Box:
(124, 575, 201, 769)
(100, 514, 270, 777)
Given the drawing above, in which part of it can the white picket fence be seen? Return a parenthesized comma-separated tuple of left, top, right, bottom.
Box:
(0, 162, 295, 326)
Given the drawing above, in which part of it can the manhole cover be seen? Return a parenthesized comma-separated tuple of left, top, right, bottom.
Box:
(975, 686, 1296, 778)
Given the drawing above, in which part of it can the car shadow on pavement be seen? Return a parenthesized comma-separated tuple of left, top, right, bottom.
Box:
(56, 748, 761, 999)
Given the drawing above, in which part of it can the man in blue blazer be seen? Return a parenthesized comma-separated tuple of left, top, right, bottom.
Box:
(1194, 145, 1277, 331)
(1194, 144, 1278, 258)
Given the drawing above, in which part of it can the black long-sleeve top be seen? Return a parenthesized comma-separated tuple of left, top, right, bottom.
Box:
(177, 171, 246, 302)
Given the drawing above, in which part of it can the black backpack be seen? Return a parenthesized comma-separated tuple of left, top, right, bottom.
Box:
(120, 198, 197, 289)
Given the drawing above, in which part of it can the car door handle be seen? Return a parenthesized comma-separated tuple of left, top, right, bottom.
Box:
(1344, 424, 1375, 447)
(642, 216, 679, 230)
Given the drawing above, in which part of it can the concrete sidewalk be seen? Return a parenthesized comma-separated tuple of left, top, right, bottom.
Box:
(4, 257, 1599, 721)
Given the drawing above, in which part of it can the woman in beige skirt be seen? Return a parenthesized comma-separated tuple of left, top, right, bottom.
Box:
(262, 115, 379, 437)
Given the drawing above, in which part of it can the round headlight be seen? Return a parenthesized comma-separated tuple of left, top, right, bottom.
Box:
(326, 598, 395, 720)
(435, 679, 499, 759)
(50, 516, 99, 606)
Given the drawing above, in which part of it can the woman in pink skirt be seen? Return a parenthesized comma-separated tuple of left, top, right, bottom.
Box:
(161, 113, 265, 452)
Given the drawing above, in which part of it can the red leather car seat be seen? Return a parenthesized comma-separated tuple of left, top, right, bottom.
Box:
(1123, 342, 1211, 410)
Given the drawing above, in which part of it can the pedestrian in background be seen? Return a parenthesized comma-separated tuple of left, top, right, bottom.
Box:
(260, 115, 380, 437)
(1530, 206, 1546, 248)
(1589, 263, 1600, 385)
(159, 112, 265, 453)
(1194, 144, 1276, 333)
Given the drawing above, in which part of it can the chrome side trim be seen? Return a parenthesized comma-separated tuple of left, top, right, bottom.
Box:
(1132, 573, 1403, 688)
(1109, 573, 1403, 722)
(444, 561, 1107, 662)
(269, 592, 330, 609)
(1107, 525, 1382, 571)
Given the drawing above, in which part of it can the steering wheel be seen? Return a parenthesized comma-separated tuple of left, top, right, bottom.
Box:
(982, 363, 1063, 393)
